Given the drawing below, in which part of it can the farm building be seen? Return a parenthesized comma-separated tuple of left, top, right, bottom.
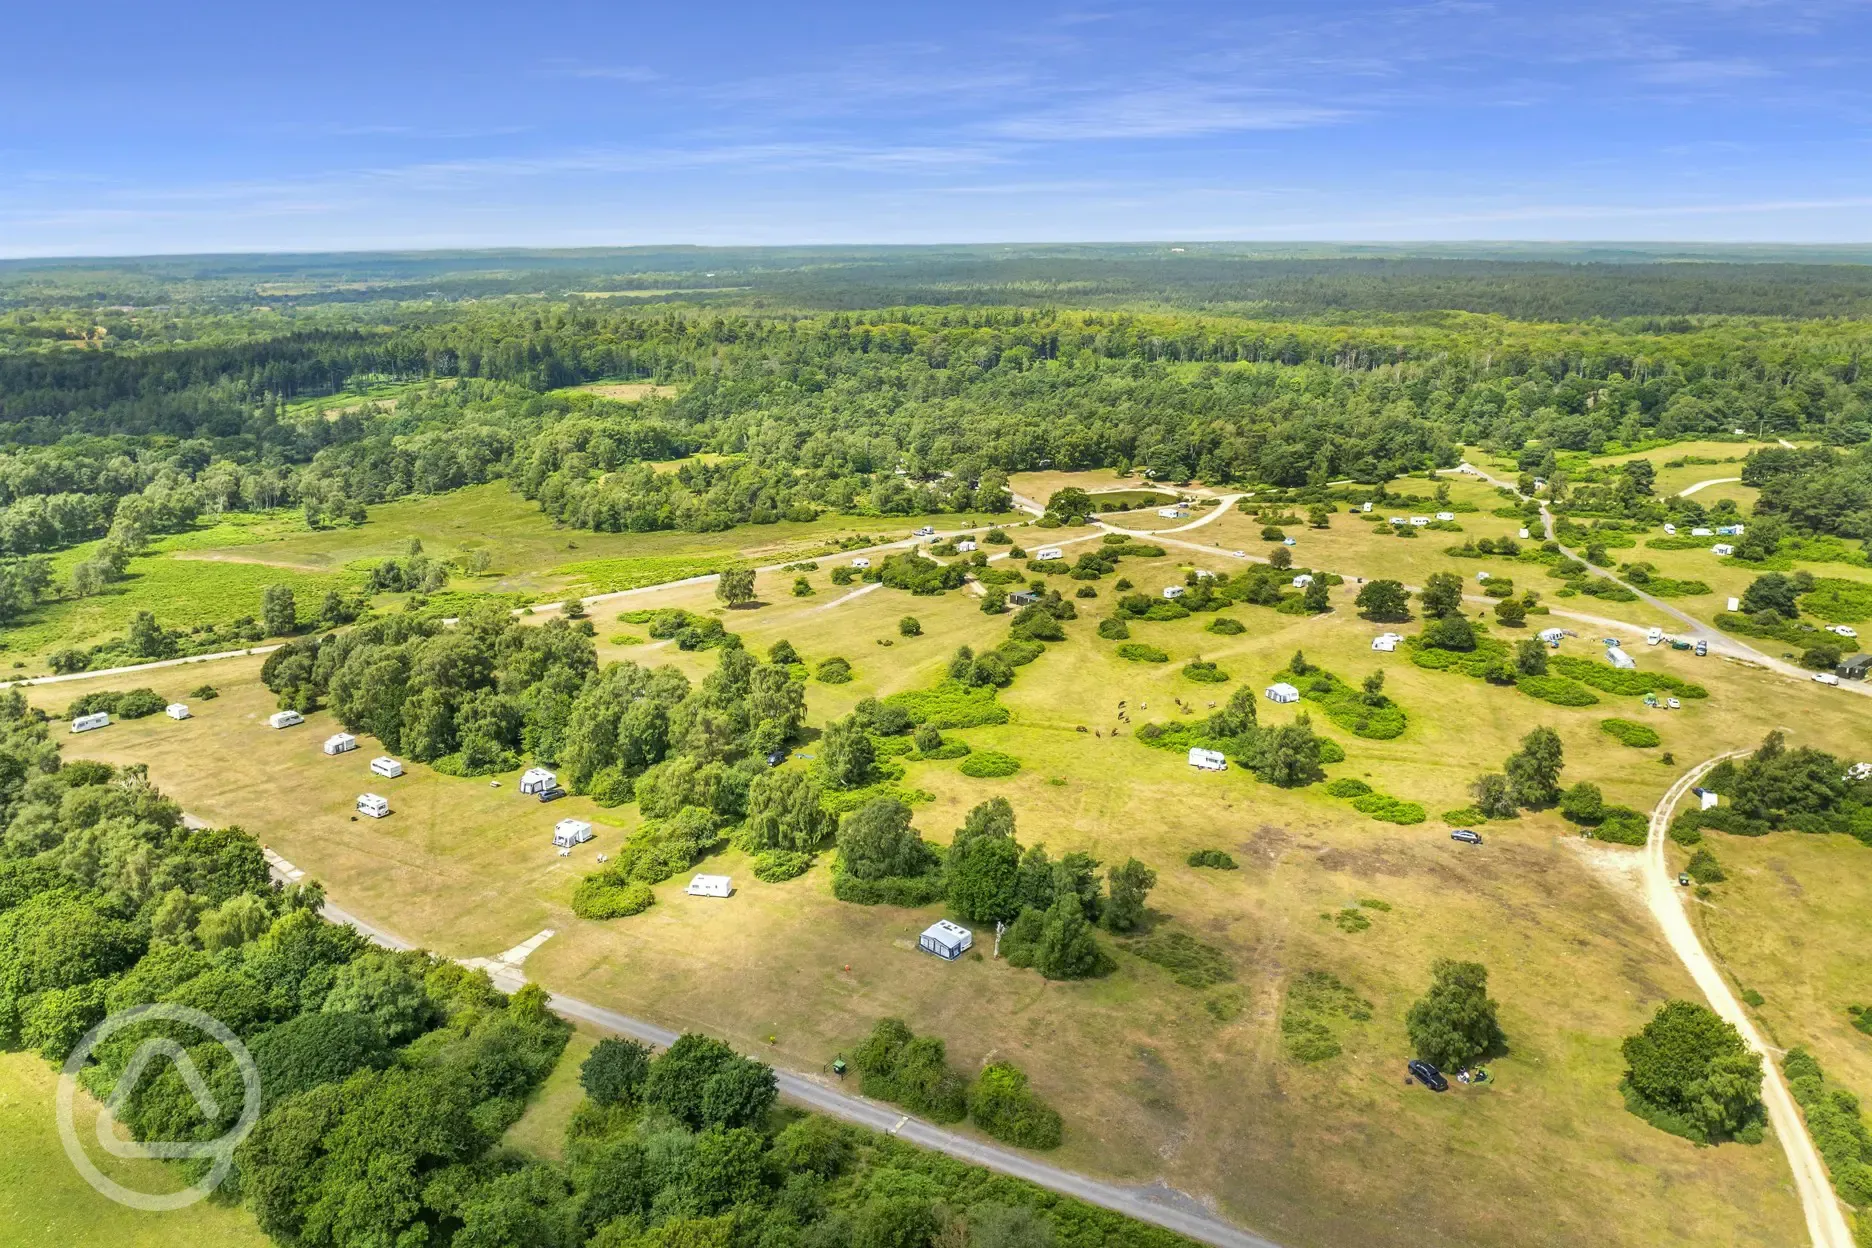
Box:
(1265, 682, 1300, 704)
(1291, 574, 1313, 588)
(1007, 590, 1039, 607)
(1606, 646, 1637, 670)
(268, 710, 304, 730)
(1711, 543, 1735, 556)
(324, 733, 358, 756)
(919, 920, 973, 960)
(685, 874, 733, 898)
(1371, 633, 1402, 652)
(165, 703, 190, 720)
(1035, 545, 1063, 560)
(70, 712, 110, 734)
(1187, 747, 1227, 771)
(370, 756, 404, 778)
(553, 819, 594, 848)
(519, 767, 558, 795)
(1162, 585, 1185, 599)
(1839, 654, 1872, 681)
(356, 793, 390, 819)
(1692, 787, 1720, 811)
(956, 540, 977, 552)
(850, 557, 871, 569)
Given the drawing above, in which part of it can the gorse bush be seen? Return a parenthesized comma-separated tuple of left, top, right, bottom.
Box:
(1601, 718, 1662, 747)
(959, 751, 1021, 778)
(1186, 848, 1238, 869)
(1116, 643, 1169, 663)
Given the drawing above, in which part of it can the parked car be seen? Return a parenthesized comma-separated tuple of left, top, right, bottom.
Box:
(913, 526, 936, 537)
(1450, 828, 1483, 846)
(1678, 873, 1691, 886)
(1408, 1060, 1449, 1092)
(1666, 697, 1681, 710)
(537, 785, 568, 802)
(1694, 640, 1708, 657)
(1828, 625, 1858, 639)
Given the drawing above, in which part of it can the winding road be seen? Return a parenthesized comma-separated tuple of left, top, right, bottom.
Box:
(1642, 759, 1853, 1248)
(251, 847, 1279, 1248)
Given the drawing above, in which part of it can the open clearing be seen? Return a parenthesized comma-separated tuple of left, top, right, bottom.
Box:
(559, 380, 679, 400)
(45, 509, 1872, 1248)
(0, 1051, 269, 1248)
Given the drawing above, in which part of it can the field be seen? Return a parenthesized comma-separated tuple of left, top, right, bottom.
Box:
(0, 1051, 269, 1248)
(0, 484, 1020, 668)
(43, 510, 1872, 1248)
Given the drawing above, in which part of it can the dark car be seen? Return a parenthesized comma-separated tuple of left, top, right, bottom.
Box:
(766, 749, 789, 767)
(536, 786, 567, 803)
(1450, 828, 1483, 846)
(1408, 1060, 1449, 1092)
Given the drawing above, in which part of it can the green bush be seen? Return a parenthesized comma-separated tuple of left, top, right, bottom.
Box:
(1181, 660, 1230, 683)
(958, 751, 1021, 778)
(188, 684, 219, 700)
(968, 1062, 1063, 1150)
(1517, 675, 1600, 706)
(1205, 616, 1245, 636)
(66, 688, 167, 720)
(1350, 793, 1428, 824)
(1116, 643, 1169, 663)
(571, 876, 656, 920)
(1590, 807, 1649, 845)
(752, 850, 813, 883)
(1280, 970, 1372, 1063)
(1279, 659, 1408, 739)
(881, 680, 1009, 728)
(815, 656, 854, 684)
(1096, 617, 1131, 640)
(1120, 929, 1234, 988)
(1325, 777, 1372, 798)
(1186, 848, 1238, 870)
(1442, 806, 1487, 825)
(1686, 848, 1725, 883)
(1551, 655, 1707, 699)
(851, 1018, 969, 1123)
(829, 862, 946, 906)
(1601, 718, 1662, 747)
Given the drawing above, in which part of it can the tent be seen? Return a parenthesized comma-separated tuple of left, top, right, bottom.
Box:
(919, 920, 973, 960)
(519, 767, 558, 795)
(553, 819, 594, 848)
(324, 733, 358, 755)
(1265, 682, 1300, 704)
(1371, 633, 1402, 652)
(1607, 647, 1637, 670)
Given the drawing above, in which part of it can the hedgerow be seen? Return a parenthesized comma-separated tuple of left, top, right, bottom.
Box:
(959, 751, 1022, 778)
(1517, 674, 1600, 706)
(1116, 643, 1169, 663)
(882, 680, 1010, 728)
(1550, 655, 1708, 698)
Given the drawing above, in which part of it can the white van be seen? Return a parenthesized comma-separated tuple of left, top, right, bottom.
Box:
(1814, 673, 1841, 686)
(357, 793, 391, 818)
(370, 756, 404, 779)
(71, 712, 110, 733)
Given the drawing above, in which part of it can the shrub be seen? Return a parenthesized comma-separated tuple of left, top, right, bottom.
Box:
(1096, 617, 1130, 640)
(1601, 718, 1662, 748)
(968, 1062, 1063, 1150)
(815, 657, 854, 684)
(883, 680, 1009, 728)
(1590, 807, 1649, 845)
(752, 850, 813, 882)
(1121, 929, 1234, 987)
(1551, 655, 1707, 699)
(1325, 777, 1372, 798)
(1281, 970, 1372, 1062)
(1516, 675, 1600, 706)
(830, 866, 946, 906)
(1181, 660, 1229, 683)
(1350, 792, 1427, 824)
(1186, 848, 1238, 870)
(66, 688, 167, 720)
(1205, 616, 1245, 636)
(1686, 848, 1726, 883)
(189, 684, 219, 700)
(1442, 806, 1487, 825)
(1116, 643, 1169, 663)
(851, 1018, 969, 1123)
(571, 876, 657, 920)
(959, 751, 1021, 778)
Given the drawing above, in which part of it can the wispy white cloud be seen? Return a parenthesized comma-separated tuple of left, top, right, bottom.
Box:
(990, 89, 1351, 140)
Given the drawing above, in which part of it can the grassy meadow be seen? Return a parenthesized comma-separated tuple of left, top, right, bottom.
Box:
(39, 510, 1872, 1248)
(0, 1051, 269, 1248)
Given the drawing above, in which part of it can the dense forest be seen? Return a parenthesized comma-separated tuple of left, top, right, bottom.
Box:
(0, 252, 1868, 633)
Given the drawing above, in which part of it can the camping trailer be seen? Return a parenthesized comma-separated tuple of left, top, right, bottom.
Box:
(850, 556, 871, 569)
(1035, 546, 1063, 561)
(685, 874, 733, 898)
(1372, 633, 1402, 652)
(519, 767, 558, 795)
(552, 819, 594, 848)
(356, 793, 391, 819)
(1187, 747, 1227, 772)
(70, 712, 110, 733)
(919, 920, 973, 960)
(324, 732, 358, 755)
(1436, 511, 1456, 522)
(165, 703, 190, 720)
(268, 709, 304, 730)
(1162, 585, 1185, 599)
(370, 756, 404, 779)
(1607, 647, 1637, 671)
(955, 540, 977, 552)
(1265, 682, 1300, 704)
(1291, 574, 1314, 588)
(1711, 543, 1735, 557)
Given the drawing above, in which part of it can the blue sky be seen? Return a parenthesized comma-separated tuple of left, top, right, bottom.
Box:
(4, 0, 1871, 256)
